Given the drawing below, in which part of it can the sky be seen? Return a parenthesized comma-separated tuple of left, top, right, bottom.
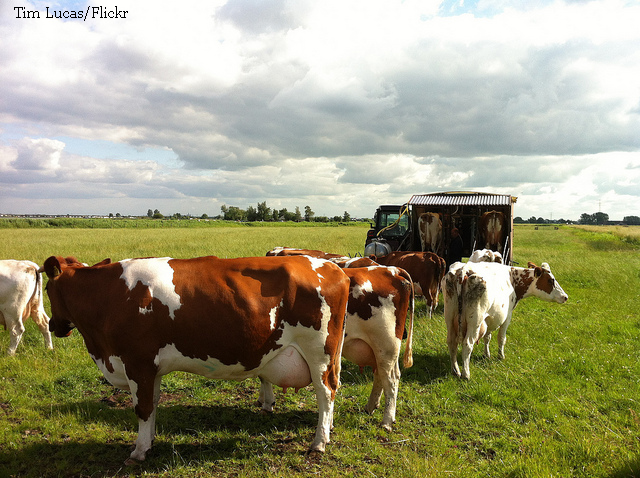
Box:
(0, 0, 639, 221)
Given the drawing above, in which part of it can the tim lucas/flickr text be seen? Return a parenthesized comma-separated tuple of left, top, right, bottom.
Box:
(14, 6, 128, 20)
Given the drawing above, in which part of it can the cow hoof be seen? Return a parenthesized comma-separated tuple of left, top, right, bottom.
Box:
(306, 449, 324, 460)
(124, 457, 142, 466)
(381, 423, 393, 433)
(364, 404, 378, 415)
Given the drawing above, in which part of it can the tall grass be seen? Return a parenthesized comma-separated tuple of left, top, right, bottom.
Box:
(1, 224, 639, 477)
(0, 224, 369, 267)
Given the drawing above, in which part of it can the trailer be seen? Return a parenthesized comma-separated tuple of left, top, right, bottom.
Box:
(365, 192, 517, 264)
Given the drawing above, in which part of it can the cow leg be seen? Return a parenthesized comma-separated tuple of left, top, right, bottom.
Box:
(308, 360, 340, 453)
(368, 360, 400, 432)
(444, 312, 461, 378)
(7, 317, 25, 356)
(448, 341, 460, 378)
(258, 377, 276, 413)
(32, 311, 53, 351)
(127, 374, 162, 464)
(497, 326, 508, 360)
(461, 332, 478, 381)
(310, 382, 333, 452)
(483, 332, 492, 359)
(444, 299, 461, 377)
(365, 370, 383, 415)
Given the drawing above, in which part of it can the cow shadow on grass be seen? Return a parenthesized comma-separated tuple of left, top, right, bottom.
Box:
(2, 399, 320, 477)
(338, 351, 451, 387)
(609, 456, 640, 478)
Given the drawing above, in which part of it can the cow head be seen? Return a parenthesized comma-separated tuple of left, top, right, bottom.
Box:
(530, 262, 568, 304)
(43, 256, 112, 337)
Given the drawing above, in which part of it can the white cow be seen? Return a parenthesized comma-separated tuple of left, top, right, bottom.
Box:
(0, 260, 52, 355)
(469, 249, 504, 264)
(444, 261, 567, 380)
(418, 213, 442, 254)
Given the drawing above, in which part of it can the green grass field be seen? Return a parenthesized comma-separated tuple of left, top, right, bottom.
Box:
(1, 224, 639, 477)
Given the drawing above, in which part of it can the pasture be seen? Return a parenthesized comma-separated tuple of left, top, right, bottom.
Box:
(0, 224, 639, 477)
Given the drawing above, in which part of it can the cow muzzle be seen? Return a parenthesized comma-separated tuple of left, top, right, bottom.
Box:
(49, 317, 75, 337)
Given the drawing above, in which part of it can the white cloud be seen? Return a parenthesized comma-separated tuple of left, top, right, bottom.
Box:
(0, 0, 639, 219)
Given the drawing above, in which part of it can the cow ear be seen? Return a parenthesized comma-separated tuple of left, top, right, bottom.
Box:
(534, 266, 543, 277)
(541, 262, 551, 272)
(43, 256, 62, 279)
(92, 258, 111, 266)
(527, 262, 537, 269)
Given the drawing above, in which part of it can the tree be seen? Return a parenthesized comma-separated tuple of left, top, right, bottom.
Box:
(222, 205, 245, 221)
(294, 207, 302, 222)
(278, 208, 290, 221)
(624, 215, 640, 225)
(152, 209, 164, 219)
(579, 212, 608, 225)
(594, 212, 609, 225)
(256, 201, 271, 221)
(342, 211, 351, 222)
(147, 209, 153, 218)
(304, 206, 314, 222)
(246, 206, 258, 221)
(579, 213, 593, 225)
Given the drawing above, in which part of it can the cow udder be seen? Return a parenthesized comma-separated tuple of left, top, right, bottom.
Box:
(259, 345, 312, 392)
(342, 338, 377, 373)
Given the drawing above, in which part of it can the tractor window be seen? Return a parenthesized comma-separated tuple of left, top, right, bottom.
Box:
(378, 212, 408, 235)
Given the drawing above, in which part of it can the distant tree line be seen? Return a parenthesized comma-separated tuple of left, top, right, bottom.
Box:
(514, 216, 573, 224)
(144, 204, 355, 223)
(514, 212, 640, 225)
(220, 202, 353, 223)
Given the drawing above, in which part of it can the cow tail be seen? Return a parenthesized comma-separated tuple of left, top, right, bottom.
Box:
(22, 266, 40, 321)
(34, 265, 47, 317)
(437, 256, 446, 296)
(402, 273, 415, 369)
(459, 273, 487, 341)
(455, 272, 470, 343)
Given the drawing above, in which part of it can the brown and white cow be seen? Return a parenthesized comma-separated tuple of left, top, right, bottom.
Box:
(260, 264, 414, 431)
(267, 247, 378, 269)
(444, 261, 568, 380)
(266, 247, 348, 261)
(0, 260, 52, 355)
(479, 211, 506, 253)
(43, 255, 350, 464)
(418, 212, 442, 254)
(371, 252, 446, 317)
(469, 248, 504, 264)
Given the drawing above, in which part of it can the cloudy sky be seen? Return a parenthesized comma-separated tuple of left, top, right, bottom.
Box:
(1, 0, 638, 220)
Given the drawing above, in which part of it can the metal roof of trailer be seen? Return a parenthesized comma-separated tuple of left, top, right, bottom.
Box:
(408, 192, 517, 207)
